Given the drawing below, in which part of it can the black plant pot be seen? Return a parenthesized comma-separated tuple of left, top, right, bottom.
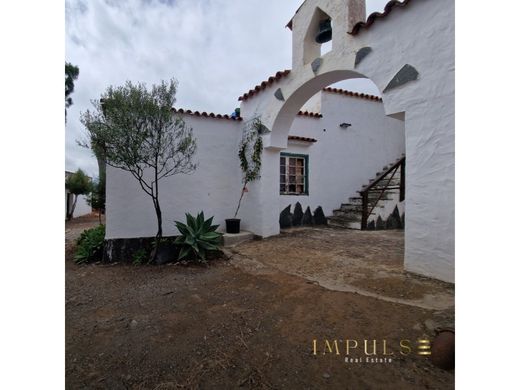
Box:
(225, 218, 241, 234)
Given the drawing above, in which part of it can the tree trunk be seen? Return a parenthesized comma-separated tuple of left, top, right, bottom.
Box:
(148, 199, 163, 263)
(95, 150, 106, 187)
(155, 202, 163, 238)
(233, 184, 247, 218)
(66, 194, 78, 221)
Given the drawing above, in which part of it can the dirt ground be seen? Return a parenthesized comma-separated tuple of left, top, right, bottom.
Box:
(66, 216, 455, 389)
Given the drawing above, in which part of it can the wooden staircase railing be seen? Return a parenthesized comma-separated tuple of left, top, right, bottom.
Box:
(360, 157, 405, 229)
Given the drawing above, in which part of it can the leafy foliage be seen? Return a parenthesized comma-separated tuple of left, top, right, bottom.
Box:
(87, 178, 105, 214)
(174, 212, 223, 262)
(234, 118, 265, 217)
(65, 62, 79, 118)
(66, 169, 91, 195)
(75, 225, 105, 264)
(132, 248, 148, 265)
(66, 169, 92, 220)
(80, 80, 198, 251)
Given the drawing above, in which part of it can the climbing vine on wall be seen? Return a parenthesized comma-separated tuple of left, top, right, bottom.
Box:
(234, 117, 266, 218)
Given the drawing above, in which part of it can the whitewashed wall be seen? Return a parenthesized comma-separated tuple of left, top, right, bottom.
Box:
(354, 0, 455, 282)
(239, 0, 454, 282)
(105, 0, 454, 283)
(280, 91, 404, 215)
(65, 190, 92, 219)
(106, 116, 243, 239)
(74, 195, 92, 218)
(106, 91, 403, 239)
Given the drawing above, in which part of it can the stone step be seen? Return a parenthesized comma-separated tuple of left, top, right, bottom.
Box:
(327, 214, 362, 224)
(368, 177, 400, 186)
(337, 204, 384, 213)
(222, 231, 255, 247)
(348, 197, 363, 205)
(346, 198, 386, 207)
(327, 218, 361, 230)
(333, 209, 359, 217)
(357, 190, 393, 200)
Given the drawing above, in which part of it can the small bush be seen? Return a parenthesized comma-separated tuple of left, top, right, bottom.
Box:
(174, 212, 223, 262)
(75, 224, 105, 264)
(132, 248, 148, 265)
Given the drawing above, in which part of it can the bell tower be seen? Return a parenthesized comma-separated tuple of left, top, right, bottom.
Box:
(288, 0, 366, 69)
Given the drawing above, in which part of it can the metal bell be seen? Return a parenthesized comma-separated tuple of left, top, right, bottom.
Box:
(315, 19, 332, 44)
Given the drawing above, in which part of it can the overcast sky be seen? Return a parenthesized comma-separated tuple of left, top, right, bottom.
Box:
(66, 0, 391, 177)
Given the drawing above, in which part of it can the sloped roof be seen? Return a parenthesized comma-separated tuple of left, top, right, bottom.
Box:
(172, 108, 243, 121)
(288, 135, 317, 143)
(348, 0, 412, 35)
(286, 0, 413, 36)
(238, 70, 291, 101)
(322, 87, 382, 102)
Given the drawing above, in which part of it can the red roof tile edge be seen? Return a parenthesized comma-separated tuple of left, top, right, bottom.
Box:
(172, 108, 243, 121)
(322, 87, 382, 102)
(348, 0, 412, 36)
(238, 70, 291, 101)
(298, 110, 322, 118)
(288, 135, 318, 143)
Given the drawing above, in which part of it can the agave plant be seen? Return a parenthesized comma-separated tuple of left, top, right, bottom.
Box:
(174, 212, 223, 262)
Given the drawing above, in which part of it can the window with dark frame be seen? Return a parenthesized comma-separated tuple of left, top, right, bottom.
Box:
(280, 154, 308, 195)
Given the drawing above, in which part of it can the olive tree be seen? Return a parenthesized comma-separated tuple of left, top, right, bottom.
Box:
(66, 169, 91, 220)
(80, 79, 197, 259)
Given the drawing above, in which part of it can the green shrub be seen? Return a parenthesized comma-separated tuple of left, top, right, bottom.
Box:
(174, 212, 223, 262)
(75, 224, 105, 264)
(132, 248, 148, 265)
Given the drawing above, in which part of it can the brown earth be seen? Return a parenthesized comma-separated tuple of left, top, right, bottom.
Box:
(66, 216, 454, 389)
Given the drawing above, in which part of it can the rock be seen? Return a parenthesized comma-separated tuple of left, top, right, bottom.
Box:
(130, 319, 138, 329)
(386, 206, 402, 229)
(376, 216, 386, 230)
(292, 202, 303, 226)
(279, 205, 292, 229)
(302, 207, 313, 225)
(313, 206, 327, 225)
(274, 88, 285, 101)
(383, 64, 419, 93)
(220, 248, 233, 260)
(355, 46, 372, 67)
(413, 323, 422, 331)
(155, 242, 178, 265)
(322, 373, 331, 379)
(424, 319, 439, 332)
(104, 237, 154, 263)
(311, 57, 323, 74)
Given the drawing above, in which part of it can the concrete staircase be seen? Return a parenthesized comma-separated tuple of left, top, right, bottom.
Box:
(327, 155, 405, 230)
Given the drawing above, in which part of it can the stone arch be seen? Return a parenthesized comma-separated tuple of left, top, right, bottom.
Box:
(268, 69, 372, 149)
(239, 0, 454, 283)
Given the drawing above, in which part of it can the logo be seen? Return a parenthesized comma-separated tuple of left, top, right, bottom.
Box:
(312, 338, 432, 364)
(416, 338, 432, 356)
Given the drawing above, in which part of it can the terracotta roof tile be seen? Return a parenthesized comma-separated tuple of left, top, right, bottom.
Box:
(322, 87, 382, 102)
(288, 135, 317, 143)
(238, 70, 291, 101)
(349, 0, 412, 36)
(172, 108, 243, 121)
(297, 110, 322, 118)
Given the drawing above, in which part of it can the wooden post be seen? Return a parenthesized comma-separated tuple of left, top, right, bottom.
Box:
(400, 158, 406, 202)
(361, 191, 368, 230)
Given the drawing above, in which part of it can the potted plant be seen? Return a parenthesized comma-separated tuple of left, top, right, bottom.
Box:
(226, 118, 265, 234)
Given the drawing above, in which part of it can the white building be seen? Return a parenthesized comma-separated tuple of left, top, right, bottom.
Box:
(106, 0, 454, 283)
